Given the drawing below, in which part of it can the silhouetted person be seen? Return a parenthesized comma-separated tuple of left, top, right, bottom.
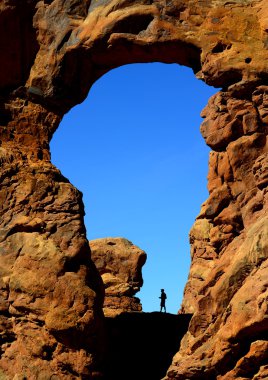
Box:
(159, 289, 167, 312)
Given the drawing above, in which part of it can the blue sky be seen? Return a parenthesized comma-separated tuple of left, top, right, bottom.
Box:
(50, 63, 217, 314)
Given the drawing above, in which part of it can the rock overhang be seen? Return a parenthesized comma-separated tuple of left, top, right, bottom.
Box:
(1, 0, 268, 379)
(2, 0, 264, 114)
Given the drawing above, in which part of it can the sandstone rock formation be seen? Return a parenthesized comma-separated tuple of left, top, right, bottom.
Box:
(0, 115, 106, 378)
(170, 85, 268, 380)
(1, 0, 268, 379)
(90, 237, 146, 317)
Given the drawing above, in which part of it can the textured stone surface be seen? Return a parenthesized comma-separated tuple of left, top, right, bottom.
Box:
(170, 87, 268, 379)
(90, 237, 146, 317)
(0, 104, 105, 378)
(25, 0, 268, 114)
(0, 0, 268, 379)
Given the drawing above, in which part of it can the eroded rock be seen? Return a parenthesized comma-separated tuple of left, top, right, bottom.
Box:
(1, 0, 268, 378)
(90, 237, 146, 317)
(175, 86, 268, 380)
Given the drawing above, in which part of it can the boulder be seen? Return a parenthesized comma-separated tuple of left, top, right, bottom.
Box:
(90, 237, 147, 317)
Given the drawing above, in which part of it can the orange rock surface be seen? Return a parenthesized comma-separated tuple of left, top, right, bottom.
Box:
(90, 237, 146, 317)
(0, 0, 268, 378)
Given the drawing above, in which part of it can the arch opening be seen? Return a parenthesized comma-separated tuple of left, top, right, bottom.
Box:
(50, 62, 217, 314)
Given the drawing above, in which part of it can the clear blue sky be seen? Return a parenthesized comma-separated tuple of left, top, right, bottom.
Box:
(50, 63, 217, 314)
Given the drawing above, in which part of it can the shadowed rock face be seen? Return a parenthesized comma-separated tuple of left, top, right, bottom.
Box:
(104, 312, 192, 380)
(1, 0, 268, 379)
(90, 237, 146, 317)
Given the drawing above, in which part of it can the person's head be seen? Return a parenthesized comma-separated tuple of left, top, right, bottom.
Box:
(161, 289, 164, 292)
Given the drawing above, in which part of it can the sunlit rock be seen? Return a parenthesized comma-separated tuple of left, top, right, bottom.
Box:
(90, 237, 146, 317)
(0, 0, 268, 378)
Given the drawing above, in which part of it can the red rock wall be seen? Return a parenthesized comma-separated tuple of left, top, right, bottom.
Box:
(170, 85, 268, 380)
(0, 0, 268, 379)
(0, 100, 105, 378)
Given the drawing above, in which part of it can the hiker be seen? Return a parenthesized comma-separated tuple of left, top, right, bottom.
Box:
(159, 288, 167, 312)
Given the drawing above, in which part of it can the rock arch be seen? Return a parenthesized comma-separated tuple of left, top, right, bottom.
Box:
(0, 0, 268, 378)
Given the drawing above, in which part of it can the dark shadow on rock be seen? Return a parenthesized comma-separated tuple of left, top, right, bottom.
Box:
(103, 312, 192, 380)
